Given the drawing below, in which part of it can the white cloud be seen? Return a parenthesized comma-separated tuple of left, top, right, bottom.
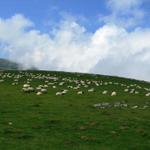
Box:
(0, 14, 150, 81)
(101, 0, 146, 28)
(107, 0, 142, 12)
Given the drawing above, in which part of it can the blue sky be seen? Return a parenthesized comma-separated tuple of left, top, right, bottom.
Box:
(0, 0, 150, 81)
(0, 0, 149, 32)
(0, 0, 108, 32)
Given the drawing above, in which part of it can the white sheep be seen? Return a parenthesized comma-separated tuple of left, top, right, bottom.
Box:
(111, 91, 117, 96)
(145, 93, 150, 96)
(77, 91, 83, 95)
(88, 88, 95, 92)
(102, 90, 107, 95)
(41, 88, 47, 93)
(36, 91, 42, 95)
(23, 84, 30, 88)
(56, 92, 63, 96)
(131, 105, 138, 109)
(124, 89, 129, 92)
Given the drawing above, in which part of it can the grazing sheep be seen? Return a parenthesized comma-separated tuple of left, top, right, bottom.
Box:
(56, 92, 63, 96)
(22, 88, 30, 93)
(88, 88, 95, 92)
(73, 86, 80, 90)
(95, 83, 99, 86)
(130, 89, 135, 94)
(93, 102, 110, 109)
(12, 82, 18, 85)
(36, 91, 42, 95)
(22, 87, 34, 93)
(84, 85, 88, 88)
(41, 88, 47, 93)
(93, 103, 102, 107)
(145, 93, 150, 96)
(142, 105, 148, 109)
(44, 85, 48, 88)
(0, 79, 4, 83)
(23, 84, 30, 88)
(135, 91, 139, 94)
(131, 105, 138, 109)
(124, 89, 129, 92)
(111, 91, 116, 96)
(62, 89, 68, 94)
(77, 91, 83, 95)
(67, 85, 73, 88)
(59, 82, 64, 86)
(102, 90, 107, 95)
(28, 87, 34, 92)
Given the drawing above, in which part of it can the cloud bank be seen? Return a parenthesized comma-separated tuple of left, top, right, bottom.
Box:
(0, 0, 150, 81)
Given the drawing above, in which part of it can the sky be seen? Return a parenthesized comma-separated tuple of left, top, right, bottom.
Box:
(0, 0, 150, 81)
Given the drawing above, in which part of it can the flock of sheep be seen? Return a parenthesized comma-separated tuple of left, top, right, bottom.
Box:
(0, 71, 150, 109)
(93, 101, 149, 109)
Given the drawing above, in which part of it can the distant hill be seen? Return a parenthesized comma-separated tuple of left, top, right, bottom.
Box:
(0, 58, 20, 70)
(0, 58, 38, 70)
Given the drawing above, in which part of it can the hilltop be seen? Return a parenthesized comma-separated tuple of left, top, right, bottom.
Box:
(0, 58, 20, 70)
(0, 58, 38, 70)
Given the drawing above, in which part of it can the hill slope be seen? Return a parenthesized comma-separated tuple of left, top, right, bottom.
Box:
(0, 70, 150, 150)
(0, 58, 38, 70)
(0, 58, 20, 70)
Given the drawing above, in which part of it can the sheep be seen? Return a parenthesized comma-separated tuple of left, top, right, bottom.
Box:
(104, 82, 108, 85)
(114, 102, 127, 108)
(59, 82, 64, 86)
(93, 103, 102, 107)
(23, 84, 30, 88)
(131, 105, 138, 109)
(41, 88, 47, 93)
(56, 92, 63, 96)
(84, 85, 88, 88)
(67, 85, 73, 88)
(8, 122, 13, 125)
(114, 102, 121, 108)
(124, 89, 129, 92)
(145, 93, 150, 96)
(0, 79, 4, 83)
(36, 91, 42, 95)
(28, 87, 34, 92)
(88, 88, 95, 92)
(134, 91, 139, 94)
(44, 84, 48, 88)
(93, 102, 110, 109)
(111, 91, 117, 96)
(102, 90, 107, 95)
(62, 89, 68, 94)
(95, 83, 99, 86)
(12, 82, 18, 85)
(73, 86, 80, 90)
(22, 88, 30, 93)
(77, 91, 83, 95)
(36, 87, 42, 91)
(130, 89, 135, 94)
(22, 87, 34, 93)
(142, 105, 148, 109)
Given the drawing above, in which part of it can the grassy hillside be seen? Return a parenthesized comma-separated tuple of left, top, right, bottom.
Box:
(0, 70, 150, 150)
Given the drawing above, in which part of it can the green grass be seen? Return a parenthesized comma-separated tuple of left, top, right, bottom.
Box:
(0, 70, 150, 150)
